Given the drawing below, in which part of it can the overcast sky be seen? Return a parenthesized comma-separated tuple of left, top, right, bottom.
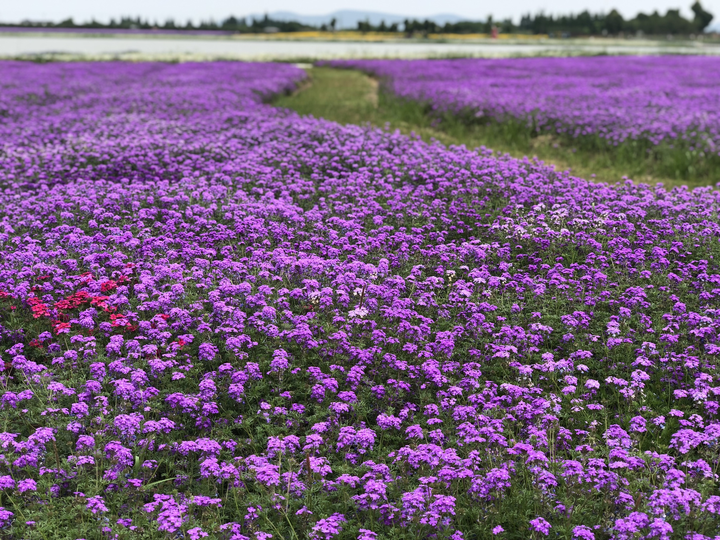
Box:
(2, 0, 718, 25)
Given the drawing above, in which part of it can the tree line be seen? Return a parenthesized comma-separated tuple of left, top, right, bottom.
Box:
(1, 2, 714, 36)
(0, 15, 319, 33)
(396, 2, 714, 36)
(518, 1, 713, 36)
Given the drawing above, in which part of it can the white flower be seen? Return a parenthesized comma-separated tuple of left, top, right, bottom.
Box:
(348, 306, 369, 319)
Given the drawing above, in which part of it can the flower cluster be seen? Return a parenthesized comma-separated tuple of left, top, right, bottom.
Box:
(326, 56, 720, 162)
(0, 60, 719, 539)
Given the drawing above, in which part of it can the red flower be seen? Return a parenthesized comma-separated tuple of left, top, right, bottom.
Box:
(29, 297, 50, 318)
(53, 322, 71, 334)
(100, 281, 117, 293)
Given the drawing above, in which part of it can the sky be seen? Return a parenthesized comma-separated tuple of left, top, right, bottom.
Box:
(1, 0, 718, 25)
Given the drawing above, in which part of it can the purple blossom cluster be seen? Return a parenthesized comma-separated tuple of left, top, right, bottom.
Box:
(0, 60, 720, 539)
(326, 56, 720, 154)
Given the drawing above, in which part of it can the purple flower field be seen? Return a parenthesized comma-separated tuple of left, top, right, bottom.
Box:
(327, 56, 720, 178)
(1, 60, 720, 539)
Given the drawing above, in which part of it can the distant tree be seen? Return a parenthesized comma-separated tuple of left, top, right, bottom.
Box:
(424, 19, 438, 33)
(575, 10, 593, 33)
(518, 14, 532, 32)
(330, 17, 337, 31)
(692, 1, 714, 30)
(484, 15, 493, 33)
(664, 9, 694, 33)
(443, 20, 482, 33)
(222, 16, 236, 28)
(605, 9, 624, 34)
(529, 12, 550, 34)
(198, 19, 219, 30)
(499, 18, 514, 33)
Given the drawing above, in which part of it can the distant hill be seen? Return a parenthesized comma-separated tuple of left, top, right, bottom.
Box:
(243, 10, 467, 29)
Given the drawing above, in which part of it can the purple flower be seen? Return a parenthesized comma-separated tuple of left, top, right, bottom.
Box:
(198, 343, 218, 362)
(572, 525, 594, 540)
(310, 514, 346, 540)
(86, 496, 108, 514)
(17, 479, 37, 493)
(529, 517, 551, 536)
(358, 530, 377, 540)
(188, 527, 209, 540)
(0, 476, 15, 490)
(0, 507, 13, 527)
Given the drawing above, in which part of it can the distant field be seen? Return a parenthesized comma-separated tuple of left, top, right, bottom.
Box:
(1, 33, 719, 62)
(0, 27, 716, 43)
(276, 65, 720, 187)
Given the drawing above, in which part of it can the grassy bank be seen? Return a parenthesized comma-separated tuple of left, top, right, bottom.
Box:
(275, 67, 716, 187)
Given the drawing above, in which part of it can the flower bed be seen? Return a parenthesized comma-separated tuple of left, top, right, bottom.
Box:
(326, 56, 720, 180)
(0, 60, 719, 539)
